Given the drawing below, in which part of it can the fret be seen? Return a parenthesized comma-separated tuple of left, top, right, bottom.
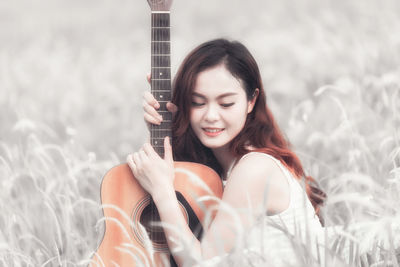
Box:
(151, 26, 171, 29)
(152, 68, 171, 79)
(150, 119, 172, 126)
(151, 13, 169, 27)
(152, 67, 171, 70)
(150, 132, 172, 139)
(149, 101, 172, 116)
(153, 147, 165, 156)
(154, 101, 171, 108)
(152, 90, 171, 93)
(150, 116, 172, 123)
(157, 120, 172, 126)
(151, 80, 170, 86)
(150, 120, 172, 124)
(150, 131, 172, 135)
(153, 92, 171, 103)
(151, 79, 171, 89)
(151, 146, 165, 149)
(151, 136, 171, 141)
(150, 132, 172, 141)
(152, 28, 170, 41)
(151, 130, 172, 133)
(151, 55, 170, 67)
(151, 137, 172, 142)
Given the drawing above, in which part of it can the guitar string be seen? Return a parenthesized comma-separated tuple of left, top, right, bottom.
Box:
(152, 13, 171, 154)
(151, 11, 171, 244)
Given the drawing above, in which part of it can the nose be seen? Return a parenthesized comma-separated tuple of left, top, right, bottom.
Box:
(204, 104, 220, 122)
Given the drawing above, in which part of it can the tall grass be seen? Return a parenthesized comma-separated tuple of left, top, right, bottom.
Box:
(1, 0, 399, 266)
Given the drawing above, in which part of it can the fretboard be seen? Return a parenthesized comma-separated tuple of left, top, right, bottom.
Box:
(151, 12, 172, 157)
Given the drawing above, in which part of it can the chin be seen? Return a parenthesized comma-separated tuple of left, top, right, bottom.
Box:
(199, 138, 230, 150)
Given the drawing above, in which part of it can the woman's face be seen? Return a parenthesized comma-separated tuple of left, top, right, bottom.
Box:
(190, 64, 255, 150)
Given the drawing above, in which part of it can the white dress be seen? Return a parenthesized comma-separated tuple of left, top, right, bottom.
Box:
(201, 152, 325, 267)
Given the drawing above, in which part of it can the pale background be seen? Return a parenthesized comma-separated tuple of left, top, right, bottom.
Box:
(1, 0, 399, 265)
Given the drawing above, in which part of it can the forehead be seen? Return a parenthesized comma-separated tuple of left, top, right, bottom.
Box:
(193, 65, 245, 98)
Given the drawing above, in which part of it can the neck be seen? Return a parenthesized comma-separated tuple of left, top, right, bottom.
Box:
(150, 12, 171, 158)
(211, 145, 237, 179)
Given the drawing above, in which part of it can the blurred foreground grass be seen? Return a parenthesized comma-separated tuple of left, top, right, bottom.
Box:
(0, 0, 399, 266)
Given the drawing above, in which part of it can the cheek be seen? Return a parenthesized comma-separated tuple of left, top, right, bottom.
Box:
(189, 109, 196, 122)
(229, 104, 249, 120)
(189, 109, 201, 127)
(229, 106, 249, 130)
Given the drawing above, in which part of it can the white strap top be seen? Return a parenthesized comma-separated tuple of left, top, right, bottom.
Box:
(225, 152, 325, 265)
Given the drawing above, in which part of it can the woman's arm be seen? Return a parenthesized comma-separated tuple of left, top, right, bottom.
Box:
(152, 187, 202, 266)
(128, 144, 290, 266)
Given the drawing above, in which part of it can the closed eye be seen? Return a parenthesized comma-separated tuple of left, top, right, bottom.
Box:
(221, 103, 234, 107)
(191, 101, 205, 107)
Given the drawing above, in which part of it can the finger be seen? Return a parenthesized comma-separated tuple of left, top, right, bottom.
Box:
(142, 143, 155, 156)
(164, 136, 173, 165)
(166, 102, 178, 114)
(146, 73, 151, 84)
(139, 149, 147, 161)
(127, 154, 137, 174)
(133, 152, 141, 167)
(143, 101, 163, 122)
(143, 91, 160, 109)
(144, 113, 161, 125)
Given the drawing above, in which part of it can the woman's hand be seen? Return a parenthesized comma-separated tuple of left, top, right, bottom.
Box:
(127, 136, 175, 198)
(143, 74, 178, 130)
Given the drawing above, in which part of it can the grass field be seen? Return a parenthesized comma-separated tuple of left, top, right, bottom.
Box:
(1, 0, 399, 266)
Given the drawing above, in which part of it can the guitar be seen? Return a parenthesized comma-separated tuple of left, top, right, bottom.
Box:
(90, 1, 223, 266)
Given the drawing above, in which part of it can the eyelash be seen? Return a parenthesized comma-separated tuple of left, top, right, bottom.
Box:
(191, 102, 204, 107)
(191, 102, 234, 108)
(221, 103, 234, 107)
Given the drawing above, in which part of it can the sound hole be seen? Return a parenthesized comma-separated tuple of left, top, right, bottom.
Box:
(132, 195, 189, 251)
(139, 201, 167, 245)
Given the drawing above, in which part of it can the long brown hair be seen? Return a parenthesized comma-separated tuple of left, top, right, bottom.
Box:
(171, 39, 325, 217)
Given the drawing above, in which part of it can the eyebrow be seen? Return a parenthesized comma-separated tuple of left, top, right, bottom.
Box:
(192, 92, 238, 99)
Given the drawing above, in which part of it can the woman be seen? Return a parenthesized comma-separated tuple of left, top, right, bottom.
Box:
(127, 39, 325, 266)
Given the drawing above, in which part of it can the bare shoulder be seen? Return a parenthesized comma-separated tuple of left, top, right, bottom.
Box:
(224, 152, 291, 215)
(231, 152, 284, 180)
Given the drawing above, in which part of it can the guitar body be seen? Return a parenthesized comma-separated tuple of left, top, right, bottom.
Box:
(91, 162, 223, 267)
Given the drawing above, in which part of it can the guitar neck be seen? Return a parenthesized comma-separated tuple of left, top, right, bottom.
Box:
(151, 12, 172, 157)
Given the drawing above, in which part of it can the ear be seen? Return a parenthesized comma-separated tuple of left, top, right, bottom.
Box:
(247, 88, 259, 114)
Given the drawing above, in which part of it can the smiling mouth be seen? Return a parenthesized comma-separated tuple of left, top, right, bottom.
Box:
(202, 128, 224, 136)
(203, 128, 224, 132)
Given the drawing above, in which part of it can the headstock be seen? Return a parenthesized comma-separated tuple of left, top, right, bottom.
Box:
(147, 0, 173, 12)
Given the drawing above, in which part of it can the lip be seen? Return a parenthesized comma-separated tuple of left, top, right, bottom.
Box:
(202, 127, 224, 137)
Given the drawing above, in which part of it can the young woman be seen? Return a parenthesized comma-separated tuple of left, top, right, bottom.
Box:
(127, 39, 325, 266)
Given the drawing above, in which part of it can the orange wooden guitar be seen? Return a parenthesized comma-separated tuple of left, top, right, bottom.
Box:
(90, 1, 223, 266)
